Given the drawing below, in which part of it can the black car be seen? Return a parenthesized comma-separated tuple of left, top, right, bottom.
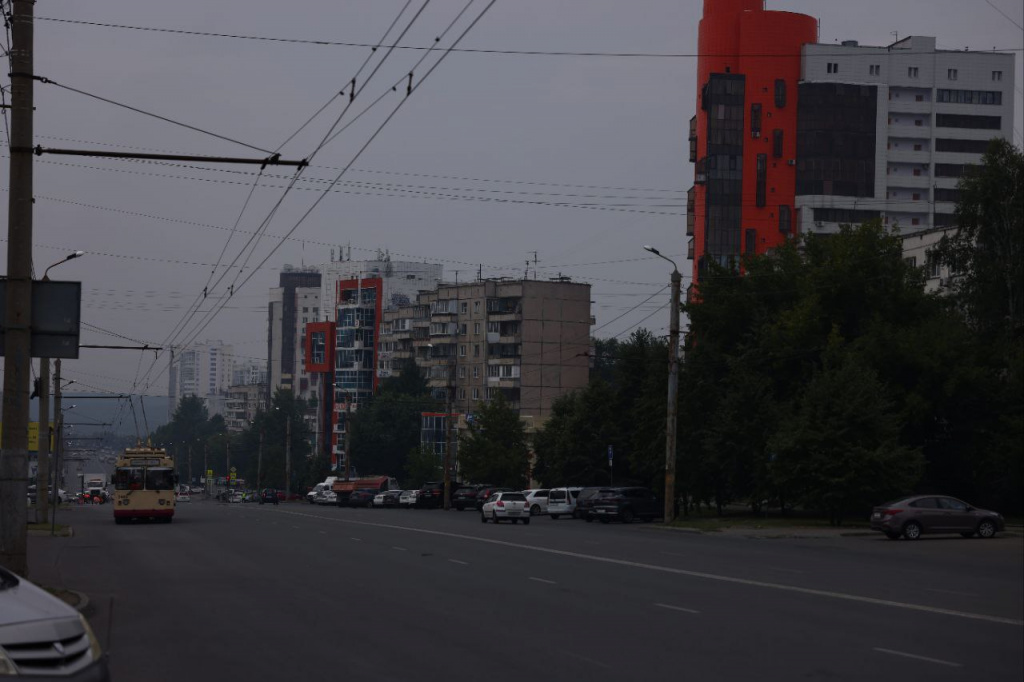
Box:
(590, 487, 661, 523)
(259, 488, 279, 505)
(576, 487, 615, 521)
(452, 485, 483, 511)
(347, 490, 375, 508)
(416, 482, 445, 509)
(474, 487, 513, 511)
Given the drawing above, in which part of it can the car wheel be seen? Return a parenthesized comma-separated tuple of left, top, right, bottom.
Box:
(977, 519, 997, 539)
(523, 518, 530, 525)
(902, 521, 922, 540)
(530, 504, 541, 516)
(492, 511, 499, 524)
(551, 514, 560, 520)
(621, 508, 635, 524)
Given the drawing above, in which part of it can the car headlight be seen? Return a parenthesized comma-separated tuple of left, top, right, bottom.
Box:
(0, 646, 18, 675)
(78, 614, 103, 662)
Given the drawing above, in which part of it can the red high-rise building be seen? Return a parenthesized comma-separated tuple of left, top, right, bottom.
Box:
(689, 0, 817, 283)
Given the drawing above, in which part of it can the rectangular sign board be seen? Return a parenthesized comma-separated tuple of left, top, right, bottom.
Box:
(0, 280, 82, 358)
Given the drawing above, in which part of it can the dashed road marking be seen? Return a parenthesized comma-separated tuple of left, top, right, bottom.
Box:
(393, 546, 407, 551)
(529, 577, 557, 585)
(449, 559, 468, 565)
(274, 509, 1023, 627)
(655, 602, 700, 614)
(873, 648, 963, 668)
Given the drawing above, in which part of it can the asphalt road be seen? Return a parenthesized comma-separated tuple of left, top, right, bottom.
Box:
(28, 499, 1023, 682)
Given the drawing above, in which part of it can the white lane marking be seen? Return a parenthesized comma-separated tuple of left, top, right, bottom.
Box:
(924, 588, 979, 597)
(529, 577, 557, 585)
(350, 537, 362, 542)
(292, 526, 300, 529)
(559, 650, 610, 669)
(449, 559, 468, 565)
(392, 546, 407, 551)
(763, 565, 805, 574)
(655, 603, 700, 614)
(873, 648, 963, 668)
(318, 531, 327, 535)
(275, 509, 1023, 627)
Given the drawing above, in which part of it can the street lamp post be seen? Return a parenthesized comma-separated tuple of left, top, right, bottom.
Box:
(643, 245, 682, 524)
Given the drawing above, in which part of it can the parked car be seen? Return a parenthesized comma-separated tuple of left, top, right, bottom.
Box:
(229, 491, 244, 504)
(590, 487, 661, 523)
(373, 492, 389, 508)
(399, 490, 419, 508)
(474, 487, 513, 511)
(870, 495, 1005, 540)
(260, 488, 279, 505)
(347, 490, 375, 508)
(416, 482, 446, 509)
(481, 491, 530, 524)
(547, 487, 583, 519)
(576, 487, 614, 521)
(0, 565, 110, 679)
(175, 490, 191, 503)
(452, 485, 482, 511)
(382, 490, 403, 508)
(315, 490, 338, 506)
(523, 489, 551, 516)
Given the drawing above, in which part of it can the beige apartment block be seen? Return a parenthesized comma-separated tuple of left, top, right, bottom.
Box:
(379, 278, 592, 425)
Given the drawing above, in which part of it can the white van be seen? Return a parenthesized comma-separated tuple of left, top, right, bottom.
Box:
(547, 487, 583, 519)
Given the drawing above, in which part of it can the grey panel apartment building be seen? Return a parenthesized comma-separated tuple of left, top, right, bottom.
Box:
(378, 278, 592, 425)
(796, 36, 1015, 235)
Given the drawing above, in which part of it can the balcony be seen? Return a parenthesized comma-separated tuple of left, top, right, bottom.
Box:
(686, 213, 695, 237)
(694, 158, 706, 185)
(687, 237, 695, 260)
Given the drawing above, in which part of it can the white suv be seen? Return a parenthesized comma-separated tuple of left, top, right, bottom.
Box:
(481, 491, 530, 524)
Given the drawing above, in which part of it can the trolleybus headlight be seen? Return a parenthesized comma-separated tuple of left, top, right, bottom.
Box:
(78, 614, 103, 662)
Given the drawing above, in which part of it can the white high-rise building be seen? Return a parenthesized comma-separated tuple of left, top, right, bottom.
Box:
(318, 250, 443, 321)
(795, 36, 1015, 235)
(168, 340, 235, 417)
(267, 266, 322, 404)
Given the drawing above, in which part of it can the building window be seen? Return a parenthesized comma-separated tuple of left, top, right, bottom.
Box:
(926, 251, 940, 278)
(744, 229, 756, 254)
(911, 218, 920, 226)
(912, 193, 921, 201)
(903, 256, 917, 268)
(869, 64, 880, 76)
(947, 68, 958, 81)
(460, 323, 467, 335)
(474, 344, 480, 357)
(914, 119, 923, 126)
(993, 70, 1003, 81)
(458, 366, 466, 379)
(913, 168, 921, 176)
(750, 103, 762, 138)
(778, 205, 791, 234)
(908, 67, 919, 78)
(774, 79, 786, 108)
(936, 113, 1001, 130)
(772, 129, 783, 158)
(459, 345, 467, 357)
(935, 138, 991, 154)
(458, 388, 467, 400)
(460, 302, 468, 314)
(755, 154, 767, 207)
(473, 322, 481, 334)
(472, 388, 480, 400)
(936, 89, 1002, 105)
(915, 94, 924, 102)
(474, 301, 480, 312)
(827, 62, 838, 74)
(934, 187, 960, 202)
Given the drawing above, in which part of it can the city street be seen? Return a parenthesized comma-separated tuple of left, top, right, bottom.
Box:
(28, 499, 1023, 682)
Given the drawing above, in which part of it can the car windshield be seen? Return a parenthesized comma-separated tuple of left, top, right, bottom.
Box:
(501, 493, 527, 501)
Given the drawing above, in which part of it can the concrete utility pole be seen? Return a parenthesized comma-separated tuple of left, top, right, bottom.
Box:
(343, 400, 351, 481)
(51, 361, 62, 537)
(203, 444, 209, 497)
(257, 429, 263, 491)
(285, 417, 292, 500)
(0, 0, 36, 576)
(225, 441, 230, 486)
(35, 360, 51, 524)
(643, 245, 682, 524)
(443, 375, 453, 511)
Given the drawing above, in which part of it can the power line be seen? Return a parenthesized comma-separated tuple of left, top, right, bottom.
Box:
(983, 0, 1024, 31)
(35, 77, 274, 154)
(33, 16, 1024, 57)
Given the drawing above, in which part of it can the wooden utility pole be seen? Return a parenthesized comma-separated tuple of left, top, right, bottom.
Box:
(1, 0, 36, 574)
(257, 429, 263, 491)
(664, 268, 682, 523)
(35, 359, 51, 524)
(285, 418, 292, 500)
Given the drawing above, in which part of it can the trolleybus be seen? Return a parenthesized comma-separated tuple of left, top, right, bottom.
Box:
(113, 446, 177, 524)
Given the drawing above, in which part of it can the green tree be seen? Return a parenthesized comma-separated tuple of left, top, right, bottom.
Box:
(533, 380, 621, 486)
(404, 446, 441, 488)
(769, 351, 924, 525)
(457, 393, 530, 488)
(935, 138, 1023, 341)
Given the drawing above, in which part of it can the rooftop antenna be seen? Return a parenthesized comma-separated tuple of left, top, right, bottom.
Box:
(891, 31, 899, 44)
(478, 263, 483, 281)
(531, 251, 539, 279)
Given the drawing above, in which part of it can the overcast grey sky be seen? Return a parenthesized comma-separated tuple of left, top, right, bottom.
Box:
(2, 0, 1021, 405)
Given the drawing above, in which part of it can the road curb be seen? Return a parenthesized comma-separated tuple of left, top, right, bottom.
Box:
(70, 589, 90, 613)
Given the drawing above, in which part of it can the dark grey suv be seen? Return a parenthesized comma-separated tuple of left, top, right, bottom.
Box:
(870, 495, 1005, 540)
